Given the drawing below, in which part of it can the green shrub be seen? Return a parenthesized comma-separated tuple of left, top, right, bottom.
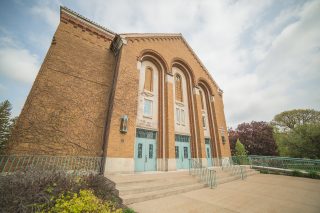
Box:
(260, 170, 270, 174)
(291, 170, 303, 177)
(307, 171, 320, 179)
(47, 189, 122, 213)
(0, 167, 123, 212)
(123, 208, 136, 213)
(234, 139, 249, 165)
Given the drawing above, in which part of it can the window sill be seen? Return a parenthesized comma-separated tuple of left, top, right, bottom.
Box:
(143, 115, 153, 119)
(143, 90, 154, 97)
(176, 101, 184, 107)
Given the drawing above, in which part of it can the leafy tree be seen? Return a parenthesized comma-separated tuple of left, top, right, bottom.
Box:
(272, 109, 320, 132)
(229, 121, 278, 156)
(235, 139, 247, 156)
(234, 139, 249, 164)
(275, 124, 320, 159)
(0, 100, 17, 153)
(273, 109, 320, 158)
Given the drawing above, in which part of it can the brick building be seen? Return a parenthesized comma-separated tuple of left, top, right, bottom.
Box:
(9, 7, 231, 173)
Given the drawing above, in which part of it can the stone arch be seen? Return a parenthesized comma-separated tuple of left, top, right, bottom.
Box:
(197, 78, 214, 97)
(171, 58, 199, 158)
(137, 49, 166, 163)
(198, 79, 221, 159)
(138, 49, 169, 73)
(171, 58, 196, 86)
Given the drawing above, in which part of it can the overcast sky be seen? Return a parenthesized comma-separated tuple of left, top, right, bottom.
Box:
(0, 0, 319, 128)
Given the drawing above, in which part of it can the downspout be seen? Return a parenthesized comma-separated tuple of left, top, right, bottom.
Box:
(101, 35, 126, 174)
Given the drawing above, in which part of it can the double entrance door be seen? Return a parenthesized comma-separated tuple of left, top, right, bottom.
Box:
(205, 138, 213, 167)
(134, 129, 157, 172)
(175, 134, 191, 169)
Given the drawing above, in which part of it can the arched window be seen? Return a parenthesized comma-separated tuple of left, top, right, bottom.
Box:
(199, 90, 205, 110)
(175, 74, 183, 102)
(144, 67, 153, 92)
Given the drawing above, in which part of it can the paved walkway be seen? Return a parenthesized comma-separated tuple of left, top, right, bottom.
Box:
(128, 174, 320, 213)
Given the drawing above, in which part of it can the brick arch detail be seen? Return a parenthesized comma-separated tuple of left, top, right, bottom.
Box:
(138, 49, 169, 73)
(198, 81, 222, 159)
(171, 58, 196, 87)
(138, 50, 166, 162)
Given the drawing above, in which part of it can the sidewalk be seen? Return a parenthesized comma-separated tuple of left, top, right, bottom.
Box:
(128, 174, 320, 213)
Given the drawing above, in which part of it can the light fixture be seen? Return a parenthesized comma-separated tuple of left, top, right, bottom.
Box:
(120, 115, 128, 134)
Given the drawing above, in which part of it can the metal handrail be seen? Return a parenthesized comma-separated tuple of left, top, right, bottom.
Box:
(248, 155, 320, 172)
(189, 159, 216, 188)
(0, 155, 104, 175)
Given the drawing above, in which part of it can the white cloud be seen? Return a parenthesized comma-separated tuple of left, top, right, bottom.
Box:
(30, 1, 60, 28)
(0, 47, 39, 83)
(4, 0, 319, 127)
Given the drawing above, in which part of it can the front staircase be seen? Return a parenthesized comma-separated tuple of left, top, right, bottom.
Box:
(106, 166, 259, 205)
(214, 165, 259, 185)
(106, 171, 206, 205)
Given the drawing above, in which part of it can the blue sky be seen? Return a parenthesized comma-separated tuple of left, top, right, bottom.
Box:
(0, 0, 319, 127)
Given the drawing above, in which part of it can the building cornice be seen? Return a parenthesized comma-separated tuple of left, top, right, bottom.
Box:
(60, 6, 115, 39)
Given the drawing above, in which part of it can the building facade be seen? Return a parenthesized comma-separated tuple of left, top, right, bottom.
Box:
(9, 7, 231, 174)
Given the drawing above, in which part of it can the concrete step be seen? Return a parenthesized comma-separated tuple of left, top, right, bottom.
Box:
(118, 178, 198, 195)
(122, 182, 206, 205)
(108, 171, 206, 205)
(217, 169, 259, 185)
(107, 171, 190, 184)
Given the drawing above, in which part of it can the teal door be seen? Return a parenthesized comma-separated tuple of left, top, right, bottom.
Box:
(205, 138, 213, 167)
(135, 129, 157, 172)
(175, 135, 191, 169)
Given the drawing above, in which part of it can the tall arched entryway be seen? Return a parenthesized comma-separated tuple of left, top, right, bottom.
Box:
(134, 52, 166, 172)
(171, 60, 197, 170)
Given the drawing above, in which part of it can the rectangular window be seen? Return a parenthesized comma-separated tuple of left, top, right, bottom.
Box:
(176, 108, 180, 125)
(181, 109, 185, 125)
(175, 146, 179, 159)
(184, 147, 188, 159)
(149, 144, 153, 158)
(144, 99, 153, 117)
(202, 115, 206, 128)
(222, 135, 226, 144)
(138, 144, 143, 158)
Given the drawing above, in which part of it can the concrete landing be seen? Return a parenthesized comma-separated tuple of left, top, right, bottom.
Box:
(129, 174, 320, 213)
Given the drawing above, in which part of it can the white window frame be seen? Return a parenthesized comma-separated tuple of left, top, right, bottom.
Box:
(143, 99, 153, 118)
(202, 115, 206, 129)
(176, 108, 180, 125)
(181, 109, 185, 126)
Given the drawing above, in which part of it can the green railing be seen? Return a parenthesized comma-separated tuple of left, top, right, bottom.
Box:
(248, 155, 320, 172)
(189, 159, 216, 188)
(0, 155, 104, 175)
(222, 163, 247, 180)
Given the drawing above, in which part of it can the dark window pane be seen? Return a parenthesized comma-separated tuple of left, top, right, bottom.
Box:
(184, 147, 188, 158)
(207, 148, 210, 158)
(138, 144, 142, 158)
(136, 129, 157, 139)
(149, 144, 153, 158)
(175, 146, 179, 159)
(175, 134, 190, 142)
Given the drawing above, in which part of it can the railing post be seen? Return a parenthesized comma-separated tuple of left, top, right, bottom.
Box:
(209, 170, 213, 188)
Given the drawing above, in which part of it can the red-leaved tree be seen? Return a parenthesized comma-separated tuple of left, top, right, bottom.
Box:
(229, 121, 278, 156)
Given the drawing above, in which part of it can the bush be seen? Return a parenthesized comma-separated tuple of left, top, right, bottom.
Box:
(0, 167, 124, 212)
(291, 170, 303, 177)
(307, 171, 320, 179)
(123, 208, 136, 213)
(234, 139, 249, 165)
(47, 189, 122, 213)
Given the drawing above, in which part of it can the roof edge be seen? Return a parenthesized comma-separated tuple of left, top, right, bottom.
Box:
(60, 6, 116, 36)
(180, 35, 221, 91)
(120, 33, 182, 38)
